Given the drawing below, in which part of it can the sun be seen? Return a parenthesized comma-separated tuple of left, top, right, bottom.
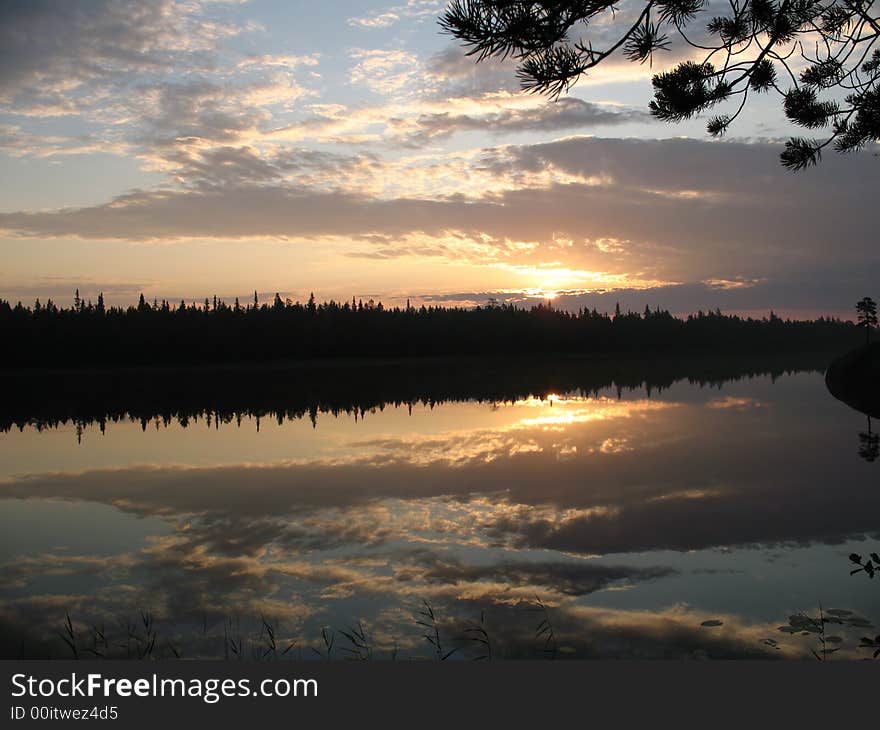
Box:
(520, 286, 560, 301)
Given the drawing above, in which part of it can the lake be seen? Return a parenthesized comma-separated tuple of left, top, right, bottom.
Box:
(1, 355, 878, 659)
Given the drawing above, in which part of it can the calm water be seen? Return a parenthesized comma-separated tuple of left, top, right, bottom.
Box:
(1, 359, 878, 659)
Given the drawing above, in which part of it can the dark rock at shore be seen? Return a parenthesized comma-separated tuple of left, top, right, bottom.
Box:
(826, 342, 880, 418)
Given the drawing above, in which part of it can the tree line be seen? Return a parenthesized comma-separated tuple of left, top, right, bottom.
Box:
(0, 290, 860, 367)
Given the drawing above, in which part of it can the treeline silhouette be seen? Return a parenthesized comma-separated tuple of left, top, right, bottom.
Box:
(0, 352, 830, 435)
(0, 292, 859, 367)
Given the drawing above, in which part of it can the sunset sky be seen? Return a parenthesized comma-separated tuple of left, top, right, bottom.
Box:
(0, 0, 876, 318)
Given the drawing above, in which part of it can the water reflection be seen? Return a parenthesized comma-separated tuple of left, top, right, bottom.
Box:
(1, 355, 878, 659)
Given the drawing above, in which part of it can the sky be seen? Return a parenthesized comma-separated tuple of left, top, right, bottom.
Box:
(0, 0, 876, 319)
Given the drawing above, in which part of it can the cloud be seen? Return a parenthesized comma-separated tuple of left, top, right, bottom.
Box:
(0, 0, 239, 116)
(126, 66, 318, 165)
(0, 0, 876, 317)
(389, 97, 648, 146)
(0, 186, 458, 241)
(410, 275, 874, 319)
(236, 54, 320, 71)
(317, 41, 646, 147)
(0, 7, 638, 165)
(348, 1, 442, 30)
(154, 144, 381, 192)
(1, 137, 877, 303)
(424, 45, 521, 98)
(348, 12, 400, 29)
(0, 1, 317, 168)
(130, 79, 271, 150)
(0, 124, 122, 158)
(265, 92, 642, 150)
(349, 49, 421, 95)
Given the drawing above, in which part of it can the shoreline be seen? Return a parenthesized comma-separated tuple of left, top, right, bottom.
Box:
(825, 343, 880, 417)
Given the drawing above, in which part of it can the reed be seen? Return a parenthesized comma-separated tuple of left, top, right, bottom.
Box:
(415, 600, 458, 661)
